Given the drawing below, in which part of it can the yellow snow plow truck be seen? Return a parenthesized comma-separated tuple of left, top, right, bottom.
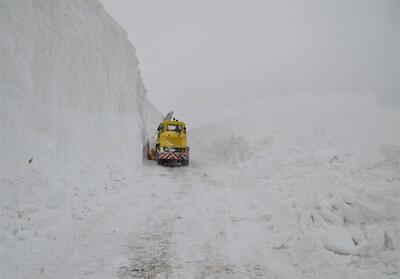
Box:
(146, 112, 189, 166)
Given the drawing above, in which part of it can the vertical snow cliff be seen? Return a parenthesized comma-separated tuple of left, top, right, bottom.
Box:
(0, 0, 159, 228)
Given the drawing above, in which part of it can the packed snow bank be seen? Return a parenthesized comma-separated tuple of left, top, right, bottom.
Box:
(0, 0, 160, 173)
(0, 1, 160, 278)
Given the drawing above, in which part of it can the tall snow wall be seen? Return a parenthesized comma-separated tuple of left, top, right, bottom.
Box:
(0, 0, 160, 209)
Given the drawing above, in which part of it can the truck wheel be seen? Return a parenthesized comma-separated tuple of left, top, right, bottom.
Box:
(182, 159, 189, 166)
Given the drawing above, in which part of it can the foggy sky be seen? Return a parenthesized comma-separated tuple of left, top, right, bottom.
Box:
(101, 0, 400, 126)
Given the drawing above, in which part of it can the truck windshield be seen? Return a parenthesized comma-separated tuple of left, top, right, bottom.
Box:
(166, 124, 183, 132)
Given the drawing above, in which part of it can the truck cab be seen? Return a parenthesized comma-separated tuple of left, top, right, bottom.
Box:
(155, 120, 189, 165)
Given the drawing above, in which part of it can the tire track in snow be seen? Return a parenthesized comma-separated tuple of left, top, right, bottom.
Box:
(116, 166, 194, 279)
(163, 166, 238, 278)
(42, 166, 186, 279)
(116, 163, 239, 278)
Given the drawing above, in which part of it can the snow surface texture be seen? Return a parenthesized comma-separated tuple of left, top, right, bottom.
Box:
(1, 1, 400, 279)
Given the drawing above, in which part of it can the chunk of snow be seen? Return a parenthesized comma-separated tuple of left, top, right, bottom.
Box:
(357, 241, 371, 256)
(310, 211, 325, 226)
(317, 226, 357, 255)
(367, 227, 386, 256)
(316, 196, 333, 210)
(358, 203, 385, 221)
(333, 209, 345, 224)
(348, 225, 367, 245)
(343, 206, 366, 224)
(318, 208, 344, 226)
(384, 232, 395, 250)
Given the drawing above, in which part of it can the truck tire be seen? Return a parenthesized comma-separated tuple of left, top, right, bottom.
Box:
(182, 159, 189, 166)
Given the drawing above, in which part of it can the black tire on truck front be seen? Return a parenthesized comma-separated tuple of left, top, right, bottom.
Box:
(182, 159, 189, 166)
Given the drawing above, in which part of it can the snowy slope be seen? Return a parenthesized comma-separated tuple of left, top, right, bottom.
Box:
(0, 1, 161, 278)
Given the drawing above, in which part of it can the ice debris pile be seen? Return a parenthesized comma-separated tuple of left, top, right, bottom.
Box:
(192, 130, 400, 277)
(263, 135, 399, 275)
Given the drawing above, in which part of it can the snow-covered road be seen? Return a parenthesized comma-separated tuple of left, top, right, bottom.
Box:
(43, 161, 290, 279)
(19, 133, 397, 279)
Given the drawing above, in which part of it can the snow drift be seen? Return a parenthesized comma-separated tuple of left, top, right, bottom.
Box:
(189, 98, 400, 277)
(0, 1, 160, 277)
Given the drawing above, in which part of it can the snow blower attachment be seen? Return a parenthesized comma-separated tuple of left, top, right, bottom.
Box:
(147, 112, 189, 166)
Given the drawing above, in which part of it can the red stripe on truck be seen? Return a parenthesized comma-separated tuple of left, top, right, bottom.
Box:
(159, 152, 188, 160)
